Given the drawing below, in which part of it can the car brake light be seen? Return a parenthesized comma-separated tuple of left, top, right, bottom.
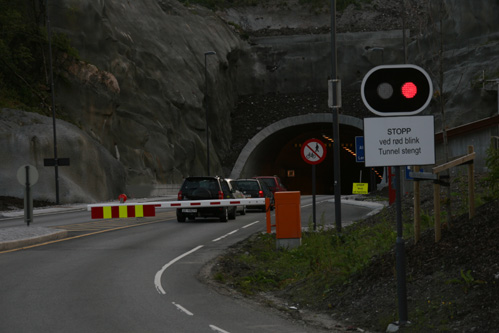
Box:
(218, 191, 224, 199)
(258, 190, 264, 197)
(178, 191, 183, 200)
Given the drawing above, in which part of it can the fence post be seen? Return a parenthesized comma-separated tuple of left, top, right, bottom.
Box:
(468, 145, 475, 219)
(434, 180, 441, 242)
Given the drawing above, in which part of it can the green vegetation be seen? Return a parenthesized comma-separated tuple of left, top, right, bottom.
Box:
(216, 211, 399, 296)
(214, 173, 497, 332)
(0, 1, 78, 114)
(446, 269, 486, 294)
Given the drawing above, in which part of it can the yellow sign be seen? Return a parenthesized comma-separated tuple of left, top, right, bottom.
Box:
(352, 183, 368, 194)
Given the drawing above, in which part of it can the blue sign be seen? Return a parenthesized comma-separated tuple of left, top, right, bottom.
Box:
(406, 166, 413, 180)
(355, 136, 365, 163)
(406, 166, 424, 180)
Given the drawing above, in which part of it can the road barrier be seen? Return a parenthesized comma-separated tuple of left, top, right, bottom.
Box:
(91, 204, 157, 219)
(87, 198, 266, 219)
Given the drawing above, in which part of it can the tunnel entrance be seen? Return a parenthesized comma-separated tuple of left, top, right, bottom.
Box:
(229, 114, 383, 194)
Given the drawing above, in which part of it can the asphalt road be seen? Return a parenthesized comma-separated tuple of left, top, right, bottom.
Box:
(0, 195, 383, 332)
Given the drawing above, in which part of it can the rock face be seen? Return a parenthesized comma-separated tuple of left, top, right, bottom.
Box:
(224, 0, 499, 129)
(49, 0, 248, 191)
(0, 109, 126, 203)
(1, 0, 250, 202)
(1, 0, 498, 203)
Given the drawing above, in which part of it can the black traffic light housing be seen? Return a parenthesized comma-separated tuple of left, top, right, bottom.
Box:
(361, 64, 433, 116)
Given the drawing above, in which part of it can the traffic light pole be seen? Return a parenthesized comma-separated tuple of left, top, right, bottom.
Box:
(394, 166, 408, 324)
(361, 63, 433, 329)
(330, 0, 342, 234)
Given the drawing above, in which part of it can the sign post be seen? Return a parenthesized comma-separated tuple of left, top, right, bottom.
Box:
(44, 157, 70, 205)
(361, 64, 433, 327)
(301, 138, 327, 230)
(17, 165, 39, 226)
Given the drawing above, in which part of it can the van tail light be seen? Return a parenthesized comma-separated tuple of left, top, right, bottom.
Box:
(258, 190, 264, 198)
(218, 191, 224, 199)
(178, 191, 183, 200)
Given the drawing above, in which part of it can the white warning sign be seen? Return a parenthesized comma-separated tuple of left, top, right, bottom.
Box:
(363, 115, 435, 167)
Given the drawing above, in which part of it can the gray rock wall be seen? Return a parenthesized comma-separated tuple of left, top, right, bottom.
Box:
(3, 0, 499, 203)
(236, 30, 409, 95)
(0, 109, 126, 203)
(50, 0, 248, 186)
(408, 0, 499, 129)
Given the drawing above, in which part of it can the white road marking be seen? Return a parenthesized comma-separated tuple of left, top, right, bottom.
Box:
(172, 302, 194, 316)
(155, 220, 263, 294)
(212, 229, 238, 242)
(242, 221, 260, 228)
(209, 324, 231, 333)
(154, 245, 204, 294)
(302, 199, 328, 208)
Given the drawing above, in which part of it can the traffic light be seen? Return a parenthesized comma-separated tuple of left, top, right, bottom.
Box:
(361, 64, 433, 116)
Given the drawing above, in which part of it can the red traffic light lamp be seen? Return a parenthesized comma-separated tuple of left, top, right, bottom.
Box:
(401, 82, 417, 98)
(361, 64, 433, 116)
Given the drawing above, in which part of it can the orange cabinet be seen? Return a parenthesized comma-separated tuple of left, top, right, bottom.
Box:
(275, 191, 301, 240)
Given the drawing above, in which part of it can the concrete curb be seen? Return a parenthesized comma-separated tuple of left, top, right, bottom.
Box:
(0, 227, 68, 251)
(0, 206, 87, 219)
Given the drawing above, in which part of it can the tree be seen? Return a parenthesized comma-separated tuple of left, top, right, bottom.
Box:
(0, 0, 77, 113)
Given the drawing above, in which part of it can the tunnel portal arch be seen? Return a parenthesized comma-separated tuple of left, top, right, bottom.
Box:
(229, 114, 378, 194)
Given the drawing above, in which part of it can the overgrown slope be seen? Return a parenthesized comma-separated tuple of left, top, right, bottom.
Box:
(209, 173, 499, 332)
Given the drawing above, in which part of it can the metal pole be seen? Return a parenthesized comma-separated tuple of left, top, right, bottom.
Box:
(395, 166, 408, 323)
(312, 164, 316, 231)
(25, 166, 32, 226)
(204, 51, 216, 176)
(331, 0, 342, 233)
(46, 0, 60, 204)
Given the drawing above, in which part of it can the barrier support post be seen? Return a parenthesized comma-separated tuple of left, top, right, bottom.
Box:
(266, 198, 272, 233)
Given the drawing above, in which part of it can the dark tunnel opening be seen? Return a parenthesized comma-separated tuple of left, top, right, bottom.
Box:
(239, 122, 384, 194)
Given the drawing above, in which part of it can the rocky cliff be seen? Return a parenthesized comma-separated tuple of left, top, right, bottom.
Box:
(1, 0, 498, 203)
(2, 0, 249, 202)
(0, 109, 126, 202)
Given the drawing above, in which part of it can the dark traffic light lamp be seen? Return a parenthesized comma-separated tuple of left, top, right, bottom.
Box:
(361, 64, 433, 116)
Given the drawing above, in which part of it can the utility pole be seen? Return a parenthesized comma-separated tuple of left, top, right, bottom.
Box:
(330, 0, 342, 233)
(46, 0, 60, 204)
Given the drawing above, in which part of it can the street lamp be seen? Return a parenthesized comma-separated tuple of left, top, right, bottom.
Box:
(46, 0, 60, 204)
(204, 51, 216, 176)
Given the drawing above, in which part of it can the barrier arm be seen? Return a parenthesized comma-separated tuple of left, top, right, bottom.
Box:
(87, 198, 266, 219)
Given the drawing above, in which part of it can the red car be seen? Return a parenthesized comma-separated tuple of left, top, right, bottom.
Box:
(253, 176, 287, 194)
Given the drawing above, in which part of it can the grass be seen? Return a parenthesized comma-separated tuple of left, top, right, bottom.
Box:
(216, 211, 400, 297)
(213, 170, 498, 332)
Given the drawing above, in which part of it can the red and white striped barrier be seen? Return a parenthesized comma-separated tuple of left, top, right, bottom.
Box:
(90, 204, 158, 219)
(87, 198, 266, 219)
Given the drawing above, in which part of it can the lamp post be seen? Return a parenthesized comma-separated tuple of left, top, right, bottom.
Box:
(330, 0, 342, 233)
(46, 0, 60, 204)
(204, 51, 216, 176)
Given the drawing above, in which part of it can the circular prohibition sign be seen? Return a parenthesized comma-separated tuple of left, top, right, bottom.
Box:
(301, 138, 327, 165)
